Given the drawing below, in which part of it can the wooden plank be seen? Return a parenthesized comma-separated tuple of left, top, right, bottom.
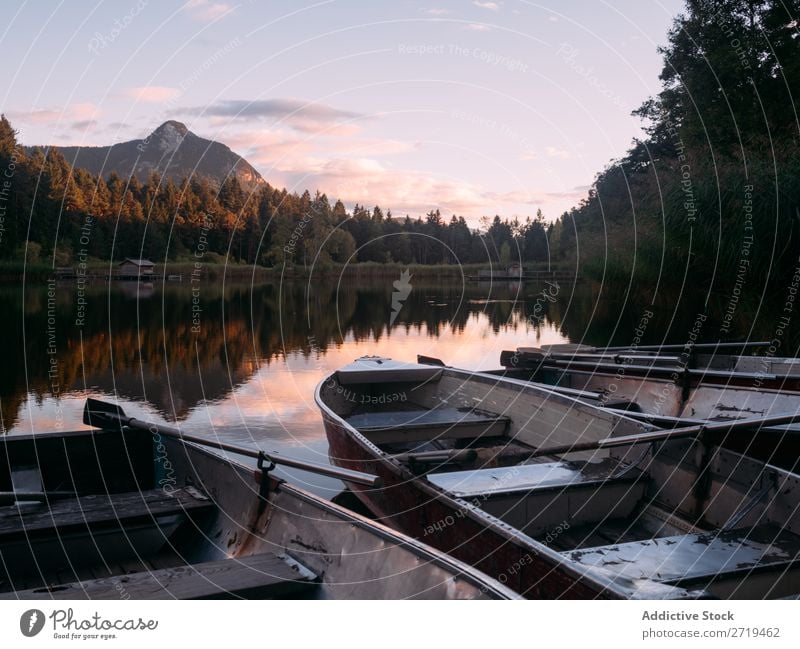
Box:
(335, 358, 443, 385)
(4, 554, 183, 595)
(2, 553, 319, 600)
(427, 457, 640, 498)
(0, 488, 212, 540)
(564, 524, 800, 583)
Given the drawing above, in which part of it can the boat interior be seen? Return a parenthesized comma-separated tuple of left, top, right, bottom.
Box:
(0, 427, 504, 600)
(325, 360, 800, 599)
(0, 428, 320, 600)
(500, 347, 800, 422)
(525, 363, 800, 422)
(495, 349, 800, 472)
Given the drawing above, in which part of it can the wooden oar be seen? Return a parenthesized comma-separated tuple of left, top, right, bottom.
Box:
(416, 354, 446, 367)
(83, 398, 381, 488)
(529, 410, 800, 458)
(537, 341, 770, 354)
(600, 341, 770, 353)
(600, 407, 800, 431)
(502, 353, 779, 382)
(502, 341, 773, 366)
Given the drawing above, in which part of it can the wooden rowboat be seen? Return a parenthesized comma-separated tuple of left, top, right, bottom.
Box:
(0, 399, 518, 600)
(495, 344, 800, 469)
(499, 343, 800, 418)
(317, 357, 800, 599)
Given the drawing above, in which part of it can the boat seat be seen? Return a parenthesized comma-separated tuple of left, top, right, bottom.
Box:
(426, 457, 642, 498)
(0, 487, 212, 539)
(1, 552, 319, 600)
(336, 358, 443, 385)
(731, 356, 800, 377)
(563, 523, 800, 599)
(0, 488, 214, 576)
(427, 458, 647, 536)
(346, 407, 510, 444)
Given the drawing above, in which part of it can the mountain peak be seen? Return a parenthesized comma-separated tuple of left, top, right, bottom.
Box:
(32, 121, 265, 190)
(153, 120, 189, 137)
(150, 121, 189, 152)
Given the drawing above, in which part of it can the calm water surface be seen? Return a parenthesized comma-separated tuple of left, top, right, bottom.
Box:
(5, 276, 796, 496)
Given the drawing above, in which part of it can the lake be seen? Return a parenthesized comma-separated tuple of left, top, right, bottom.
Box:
(5, 274, 798, 497)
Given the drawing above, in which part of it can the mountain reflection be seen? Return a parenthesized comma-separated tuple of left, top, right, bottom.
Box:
(2, 279, 563, 431)
(5, 277, 797, 434)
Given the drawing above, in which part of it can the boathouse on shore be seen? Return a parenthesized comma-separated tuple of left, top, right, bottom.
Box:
(118, 258, 155, 278)
(477, 262, 523, 279)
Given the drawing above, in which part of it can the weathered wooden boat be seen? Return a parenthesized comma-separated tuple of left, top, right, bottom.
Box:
(0, 399, 518, 600)
(317, 357, 800, 599)
(499, 342, 800, 417)
(495, 343, 800, 469)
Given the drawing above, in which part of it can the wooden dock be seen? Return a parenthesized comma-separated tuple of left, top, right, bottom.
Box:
(54, 271, 183, 282)
(467, 270, 581, 283)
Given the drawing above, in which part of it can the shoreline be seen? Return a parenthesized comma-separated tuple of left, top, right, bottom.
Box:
(0, 260, 573, 283)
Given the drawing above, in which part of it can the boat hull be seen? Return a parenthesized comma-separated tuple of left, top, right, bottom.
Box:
(323, 412, 622, 599)
(0, 428, 518, 600)
(163, 434, 519, 600)
(498, 366, 800, 470)
(318, 359, 800, 600)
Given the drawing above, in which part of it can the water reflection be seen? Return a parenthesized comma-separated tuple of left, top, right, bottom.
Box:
(5, 278, 569, 429)
(5, 276, 798, 495)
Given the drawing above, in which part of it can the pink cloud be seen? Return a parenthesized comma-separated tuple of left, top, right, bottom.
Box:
(124, 86, 180, 103)
(268, 155, 588, 223)
(473, 1, 501, 10)
(206, 125, 414, 172)
(221, 129, 314, 167)
(183, 0, 236, 22)
(7, 102, 101, 125)
(184, 120, 576, 221)
(344, 138, 420, 156)
(196, 98, 364, 136)
(277, 156, 504, 216)
(9, 108, 61, 124)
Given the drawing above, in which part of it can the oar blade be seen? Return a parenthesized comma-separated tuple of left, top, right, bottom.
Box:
(83, 398, 127, 429)
(417, 354, 446, 367)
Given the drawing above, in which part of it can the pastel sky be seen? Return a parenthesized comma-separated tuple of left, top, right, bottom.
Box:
(1, 0, 684, 225)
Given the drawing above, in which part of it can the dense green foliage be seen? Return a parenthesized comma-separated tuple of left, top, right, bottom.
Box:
(0, 116, 549, 270)
(550, 0, 800, 298)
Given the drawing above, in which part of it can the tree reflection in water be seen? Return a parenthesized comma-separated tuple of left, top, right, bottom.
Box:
(4, 277, 796, 485)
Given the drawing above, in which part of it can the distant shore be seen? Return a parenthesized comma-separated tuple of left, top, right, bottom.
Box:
(0, 260, 574, 283)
